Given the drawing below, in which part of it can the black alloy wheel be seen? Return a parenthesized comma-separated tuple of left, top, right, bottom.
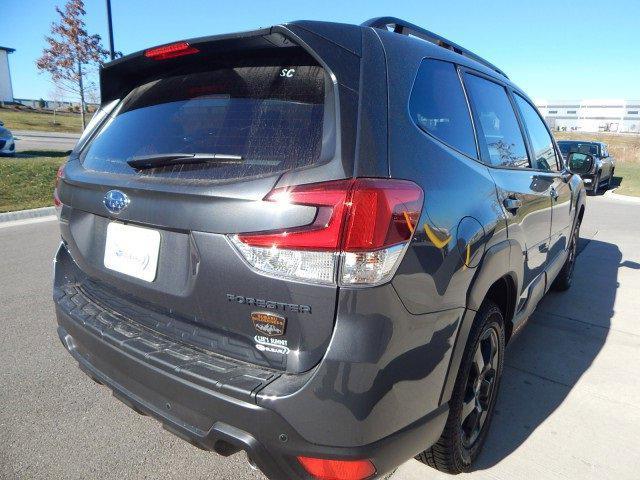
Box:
(460, 326, 500, 448)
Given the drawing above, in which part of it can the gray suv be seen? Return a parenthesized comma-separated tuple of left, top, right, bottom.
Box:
(53, 17, 586, 480)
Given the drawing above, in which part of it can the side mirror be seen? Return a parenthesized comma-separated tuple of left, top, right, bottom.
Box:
(0, 121, 4, 126)
(567, 152, 594, 175)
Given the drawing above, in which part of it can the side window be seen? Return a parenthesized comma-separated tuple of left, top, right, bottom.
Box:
(409, 59, 477, 158)
(514, 94, 559, 171)
(463, 74, 529, 168)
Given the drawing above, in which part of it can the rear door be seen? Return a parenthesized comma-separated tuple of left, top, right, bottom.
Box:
(462, 72, 552, 298)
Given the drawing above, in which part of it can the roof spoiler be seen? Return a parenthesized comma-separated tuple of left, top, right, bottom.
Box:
(98, 27, 285, 105)
(98, 21, 363, 106)
(362, 16, 508, 78)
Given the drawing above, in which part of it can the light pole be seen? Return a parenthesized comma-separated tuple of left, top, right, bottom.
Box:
(106, 0, 115, 60)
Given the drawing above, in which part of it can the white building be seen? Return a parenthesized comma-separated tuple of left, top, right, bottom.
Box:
(536, 100, 640, 133)
(0, 46, 15, 104)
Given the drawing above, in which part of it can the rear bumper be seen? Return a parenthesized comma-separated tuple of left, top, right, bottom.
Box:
(55, 278, 449, 480)
(56, 314, 303, 479)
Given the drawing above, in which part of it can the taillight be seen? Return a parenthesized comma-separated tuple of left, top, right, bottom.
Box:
(53, 163, 65, 214)
(297, 456, 376, 480)
(144, 42, 199, 60)
(229, 178, 423, 286)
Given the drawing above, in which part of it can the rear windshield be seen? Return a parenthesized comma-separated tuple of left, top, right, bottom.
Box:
(558, 141, 599, 156)
(81, 60, 326, 181)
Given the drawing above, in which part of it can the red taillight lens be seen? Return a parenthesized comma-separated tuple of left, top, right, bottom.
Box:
(238, 179, 353, 251)
(53, 163, 65, 208)
(232, 178, 423, 285)
(297, 456, 376, 480)
(342, 178, 423, 252)
(144, 41, 199, 60)
(237, 178, 423, 252)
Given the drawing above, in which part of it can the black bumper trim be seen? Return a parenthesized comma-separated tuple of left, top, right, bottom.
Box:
(55, 281, 450, 479)
(57, 320, 306, 479)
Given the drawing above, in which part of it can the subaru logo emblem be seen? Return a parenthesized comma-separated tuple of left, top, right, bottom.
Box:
(103, 190, 130, 214)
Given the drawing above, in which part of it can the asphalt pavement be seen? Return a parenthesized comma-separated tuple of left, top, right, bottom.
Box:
(1, 195, 639, 479)
(12, 130, 80, 153)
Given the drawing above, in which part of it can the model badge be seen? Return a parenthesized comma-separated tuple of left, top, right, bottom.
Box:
(103, 190, 130, 214)
(251, 312, 286, 337)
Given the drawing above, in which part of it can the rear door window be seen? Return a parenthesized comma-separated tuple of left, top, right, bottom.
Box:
(81, 61, 326, 181)
(463, 73, 529, 168)
(514, 94, 559, 171)
(409, 59, 477, 158)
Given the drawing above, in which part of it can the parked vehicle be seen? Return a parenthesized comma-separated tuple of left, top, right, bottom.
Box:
(557, 140, 615, 194)
(53, 17, 586, 479)
(0, 121, 16, 156)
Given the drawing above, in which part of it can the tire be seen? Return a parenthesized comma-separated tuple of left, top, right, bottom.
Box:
(553, 218, 580, 291)
(607, 169, 614, 190)
(415, 301, 505, 474)
(590, 172, 601, 195)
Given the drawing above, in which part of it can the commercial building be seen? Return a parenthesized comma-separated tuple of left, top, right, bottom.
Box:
(0, 46, 15, 103)
(536, 100, 640, 133)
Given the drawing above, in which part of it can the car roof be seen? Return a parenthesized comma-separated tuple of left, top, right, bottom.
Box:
(367, 23, 533, 102)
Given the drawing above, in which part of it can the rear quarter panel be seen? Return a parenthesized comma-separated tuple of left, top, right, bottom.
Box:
(378, 31, 508, 315)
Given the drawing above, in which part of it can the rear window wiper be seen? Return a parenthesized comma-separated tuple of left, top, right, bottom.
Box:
(127, 153, 244, 170)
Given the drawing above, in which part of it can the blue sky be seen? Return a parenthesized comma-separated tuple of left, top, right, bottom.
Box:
(2, 0, 639, 102)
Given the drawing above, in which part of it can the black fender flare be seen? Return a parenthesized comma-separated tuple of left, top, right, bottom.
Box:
(439, 239, 523, 404)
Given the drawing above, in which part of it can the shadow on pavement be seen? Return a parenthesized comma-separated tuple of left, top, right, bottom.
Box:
(469, 237, 622, 471)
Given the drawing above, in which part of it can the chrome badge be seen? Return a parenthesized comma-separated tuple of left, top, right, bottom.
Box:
(103, 190, 130, 214)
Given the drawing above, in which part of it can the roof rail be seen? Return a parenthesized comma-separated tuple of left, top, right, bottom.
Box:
(361, 17, 508, 79)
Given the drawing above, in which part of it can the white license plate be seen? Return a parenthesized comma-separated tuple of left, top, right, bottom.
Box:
(104, 222, 161, 282)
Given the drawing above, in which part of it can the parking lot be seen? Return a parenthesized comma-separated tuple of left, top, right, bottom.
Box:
(12, 130, 80, 153)
(1, 194, 639, 480)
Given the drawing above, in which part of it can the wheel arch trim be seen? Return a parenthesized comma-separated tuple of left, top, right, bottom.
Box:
(438, 239, 521, 404)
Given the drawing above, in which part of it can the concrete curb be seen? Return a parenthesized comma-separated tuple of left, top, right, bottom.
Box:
(0, 206, 56, 223)
(603, 189, 640, 204)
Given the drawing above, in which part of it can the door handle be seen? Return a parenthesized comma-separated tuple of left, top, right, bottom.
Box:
(503, 197, 522, 212)
(550, 187, 559, 201)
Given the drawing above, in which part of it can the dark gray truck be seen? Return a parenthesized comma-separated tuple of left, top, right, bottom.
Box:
(557, 140, 616, 194)
(53, 18, 586, 480)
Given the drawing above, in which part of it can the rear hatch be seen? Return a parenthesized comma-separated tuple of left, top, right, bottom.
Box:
(56, 24, 362, 373)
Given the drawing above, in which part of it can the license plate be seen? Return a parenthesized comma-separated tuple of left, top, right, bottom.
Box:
(104, 222, 161, 282)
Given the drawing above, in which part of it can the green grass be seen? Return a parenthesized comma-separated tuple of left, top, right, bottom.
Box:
(0, 107, 91, 133)
(0, 151, 67, 213)
(612, 162, 640, 197)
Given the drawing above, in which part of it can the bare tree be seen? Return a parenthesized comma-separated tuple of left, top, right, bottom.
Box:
(49, 82, 66, 125)
(36, 0, 109, 129)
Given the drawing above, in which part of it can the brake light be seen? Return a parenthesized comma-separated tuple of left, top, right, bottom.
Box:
(53, 163, 65, 213)
(144, 42, 199, 60)
(230, 178, 423, 285)
(297, 456, 376, 480)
